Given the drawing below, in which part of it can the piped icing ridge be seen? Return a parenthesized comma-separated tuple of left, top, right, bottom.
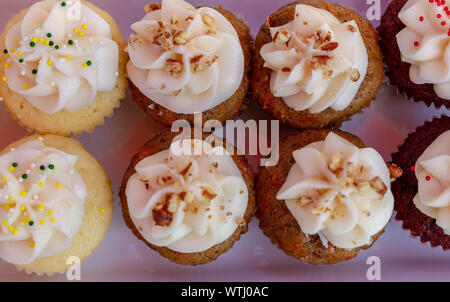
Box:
(125, 139, 248, 253)
(3, 0, 119, 114)
(126, 0, 244, 114)
(260, 4, 368, 114)
(413, 130, 450, 234)
(0, 139, 86, 265)
(396, 0, 450, 99)
(277, 133, 393, 249)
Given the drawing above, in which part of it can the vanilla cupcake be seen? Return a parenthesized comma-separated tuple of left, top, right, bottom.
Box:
(119, 131, 255, 265)
(126, 0, 251, 126)
(252, 0, 383, 129)
(0, 0, 128, 136)
(0, 135, 113, 275)
(256, 130, 402, 265)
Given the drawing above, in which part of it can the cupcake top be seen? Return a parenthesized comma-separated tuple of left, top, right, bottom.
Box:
(125, 139, 248, 253)
(126, 0, 244, 114)
(0, 139, 86, 265)
(3, 0, 119, 114)
(276, 133, 393, 249)
(413, 130, 450, 234)
(260, 4, 368, 114)
(396, 0, 450, 99)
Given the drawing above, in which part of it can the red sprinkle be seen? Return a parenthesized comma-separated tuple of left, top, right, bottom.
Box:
(410, 166, 415, 171)
(445, 6, 449, 10)
(414, 41, 420, 47)
(419, 16, 425, 21)
(437, 14, 442, 18)
(442, 21, 447, 25)
(425, 176, 431, 181)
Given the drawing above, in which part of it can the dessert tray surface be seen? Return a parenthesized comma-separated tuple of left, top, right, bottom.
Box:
(0, 0, 448, 282)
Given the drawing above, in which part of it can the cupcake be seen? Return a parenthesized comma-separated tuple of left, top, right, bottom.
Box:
(126, 0, 251, 127)
(0, 134, 113, 275)
(0, 0, 128, 136)
(252, 0, 383, 129)
(119, 131, 255, 265)
(256, 130, 402, 265)
(378, 0, 450, 109)
(391, 116, 449, 250)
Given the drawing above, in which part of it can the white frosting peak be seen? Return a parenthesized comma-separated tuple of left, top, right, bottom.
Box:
(0, 140, 86, 265)
(126, 0, 244, 114)
(413, 130, 450, 234)
(260, 4, 368, 113)
(396, 0, 450, 99)
(125, 139, 248, 253)
(277, 133, 394, 249)
(3, 0, 119, 114)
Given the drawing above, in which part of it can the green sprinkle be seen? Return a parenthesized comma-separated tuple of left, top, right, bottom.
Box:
(54, 45, 59, 50)
(32, 69, 37, 74)
(12, 162, 18, 168)
(68, 40, 73, 45)
(30, 42, 36, 47)
(49, 41, 54, 46)
(19, 59, 24, 63)
(28, 220, 34, 226)
(86, 60, 92, 66)
(47, 33, 52, 38)
(61, 1, 67, 7)
(40, 165, 45, 171)
(3, 49, 7, 54)
(22, 174, 27, 179)
(48, 164, 54, 170)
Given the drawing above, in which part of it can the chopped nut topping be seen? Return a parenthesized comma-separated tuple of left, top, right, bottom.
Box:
(310, 55, 331, 70)
(362, 210, 371, 217)
(282, 67, 291, 72)
(347, 24, 356, 32)
(369, 176, 388, 196)
(236, 218, 245, 226)
(144, 3, 161, 13)
(185, 16, 194, 23)
(177, 158, 192, 177)
(167, 194, 180, 213)
(209, 162, 218, 173)
(173, 30, 187, 45)
(156, 175, 172, 186)
(190, 55, 218, 73)
(350, 69, 360, 82)
(320, 42, 339, 51)
(184, 191, 195, 204)
(273, 28, 291, 47)
(297, 195, 313, 207)
(165, 56, 184, 78)
(202, 14, 217, 33)
(202, 186, 217, 202)
(329, 152, 343, 172)
(387, 163, 403, 180)
(153, 28, 175, 50)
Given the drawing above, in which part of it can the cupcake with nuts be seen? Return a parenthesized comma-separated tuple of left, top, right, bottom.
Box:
(0, 0, 128, 136)
(119, 131, 255, 265)
(378, 0, 450, 108)
(252, 0, 383, 129)
(0, 134, 113, 275)
(391, 116, 449, 249)
(256, 130, 402, 265)
(126, 0, 251, 126)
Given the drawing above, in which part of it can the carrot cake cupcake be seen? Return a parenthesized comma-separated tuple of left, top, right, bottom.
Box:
(252, 0, 383, 129)
(119, 131, 255, 265)
(391, 116, 449, 250)
(126, 0, 251, 126)
(378, 0, 450, 108)
(256, 130, 402, 265)
(0, 0, 128, 136)
(0, 134, 113, 275)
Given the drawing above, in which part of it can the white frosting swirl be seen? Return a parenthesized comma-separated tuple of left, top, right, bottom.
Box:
(125, 139, 248, 253)
(413, 130, 450, 235)
(277, 133, 394, 249)
(260, 4, 368, 113)
(396, 0, 450, 99)
(0, 140, 86, 265)
(3, 0, 119, 114)
(126, 0, 244, 114)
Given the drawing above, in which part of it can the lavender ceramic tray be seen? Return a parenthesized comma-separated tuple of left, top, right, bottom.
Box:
(0, 0, 448, 282)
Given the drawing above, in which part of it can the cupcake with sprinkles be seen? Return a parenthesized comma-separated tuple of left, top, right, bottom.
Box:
(252, 0, 383, 129)
(119, 131, 255, 265)
(378, 0, 450, 108)
(0, 0, 128, 136)
(0, 134, 113, 275)
(126, 0, 252, 126)
(391, 116, 449, 250)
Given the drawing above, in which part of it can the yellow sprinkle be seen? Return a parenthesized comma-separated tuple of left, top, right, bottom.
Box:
(20, 191, 27, 197)
(32, 37, 37, 43)
(82, 24, 87, 30)
(8, 197, 14, 202)
(51, 217, 56, 223)
(2, 220, 8, 226)
(38, 203, 45, 210)
(1, 177, 7, 182)
(100, 208, 105, 214)
(8, 166, 14, 172)
(82, 63, 87, 68)
(78, 32, 84, 37)
(12, 229, 18, 235)
(10, 48, 15, 53)
(4, 62, 10, 68)
(44, 40, 49, 46)
(23, 84, 29, 90)
(2, 76, 7, 82)
(73, 28, 79, 33)
(48, 210, 53, 216)
(39, 37, 44, 43)
(20, 205, 26, 211)
(66, 55, 72, 61)
(4, 204, 10, 210)
(29, 241, 35, 248)
(47, 60, 53, 66)
(40, 220, 46, 225)
(39, 182, 45, 187)
(8, 225, 13, 232)
(56, 182, 62, 189)
(17, 51, 22, 57)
